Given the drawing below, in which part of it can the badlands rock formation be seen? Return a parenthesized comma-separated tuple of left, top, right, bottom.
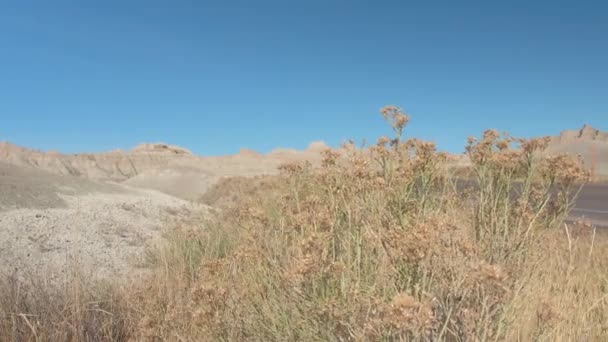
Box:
(547, 125, 608, 178)
(0, 141, 325, 199)
(553, 124, 608, 143)
(0, 141, 324, 280)
(0, 142, 184, 181)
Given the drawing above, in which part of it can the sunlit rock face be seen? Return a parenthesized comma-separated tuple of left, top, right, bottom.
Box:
(548, 125, 608, 178)
(0, 139, 326, 199)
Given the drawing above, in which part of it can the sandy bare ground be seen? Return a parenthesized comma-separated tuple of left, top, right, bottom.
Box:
(0, 162, 126, 211)
(0, 163, 204, 282)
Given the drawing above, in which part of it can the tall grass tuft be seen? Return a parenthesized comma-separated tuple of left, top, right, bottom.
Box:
(0, 266, 132, 341)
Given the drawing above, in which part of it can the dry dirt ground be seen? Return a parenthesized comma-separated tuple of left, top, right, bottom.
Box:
(0, 141, 325, 283)
(0, 162, 204, 282)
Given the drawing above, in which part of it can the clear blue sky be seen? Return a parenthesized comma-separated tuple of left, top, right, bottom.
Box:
(1, 1, 606, 155)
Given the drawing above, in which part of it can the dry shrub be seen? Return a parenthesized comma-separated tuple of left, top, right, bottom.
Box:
(0, 105, 601, 341)
(505, 223, 608, 341)
(198, 175, 283, 208)
(127, 106, 593, 341)
(466, 130, 588, 265)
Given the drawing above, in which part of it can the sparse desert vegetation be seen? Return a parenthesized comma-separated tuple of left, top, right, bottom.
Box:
(1, 107, 605, 341)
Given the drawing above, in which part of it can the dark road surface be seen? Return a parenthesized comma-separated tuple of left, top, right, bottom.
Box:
(455, 179, 608, 228)
(570, 183, 608, 227)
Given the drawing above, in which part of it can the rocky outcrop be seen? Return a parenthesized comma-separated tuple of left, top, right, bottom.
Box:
(554, 124, 608, 144)
(0, 141, 186, 181)
(306, 141, 330, 153)
(0, 140, 328, 198)
(547, 125, 608, 179)
(131, 143, 193, 155)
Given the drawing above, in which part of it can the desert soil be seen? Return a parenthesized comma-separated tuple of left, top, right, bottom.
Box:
(0, 162, 204, 282)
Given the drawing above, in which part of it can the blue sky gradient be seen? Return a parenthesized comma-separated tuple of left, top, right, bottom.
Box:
(1, 0, 606, 155)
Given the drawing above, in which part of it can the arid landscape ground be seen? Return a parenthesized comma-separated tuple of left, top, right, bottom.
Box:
(1, 113, 607, 340)
(0, 140, 326, 281)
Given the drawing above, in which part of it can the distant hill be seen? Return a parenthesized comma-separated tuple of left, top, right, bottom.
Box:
(0, 141, 324, 199)
(547, 125, 608, 180)
(2, 123, 606, 202)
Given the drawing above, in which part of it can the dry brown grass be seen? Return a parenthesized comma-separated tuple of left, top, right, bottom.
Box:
(0, 105, 605, 341)
(506, 224, 608, 340)
(0, 266, 132, 341)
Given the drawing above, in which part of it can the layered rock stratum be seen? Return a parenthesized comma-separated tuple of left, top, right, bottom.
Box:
(547, 125, 608, 179)
(0, 141, 326, 199)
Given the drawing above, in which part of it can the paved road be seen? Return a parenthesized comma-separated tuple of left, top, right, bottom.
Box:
(455, 179, 608, 227)
(570, 183, 608, 227)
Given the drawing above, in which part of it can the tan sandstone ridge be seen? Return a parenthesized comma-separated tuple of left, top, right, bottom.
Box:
(0, 141, 327, 199)
(2, 123, 606, 200)
(547, 125, 608, 179)
(553, 124, 608, 143)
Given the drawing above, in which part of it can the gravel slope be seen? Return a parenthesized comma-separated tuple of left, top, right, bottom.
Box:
(0, 163, 205, 282)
